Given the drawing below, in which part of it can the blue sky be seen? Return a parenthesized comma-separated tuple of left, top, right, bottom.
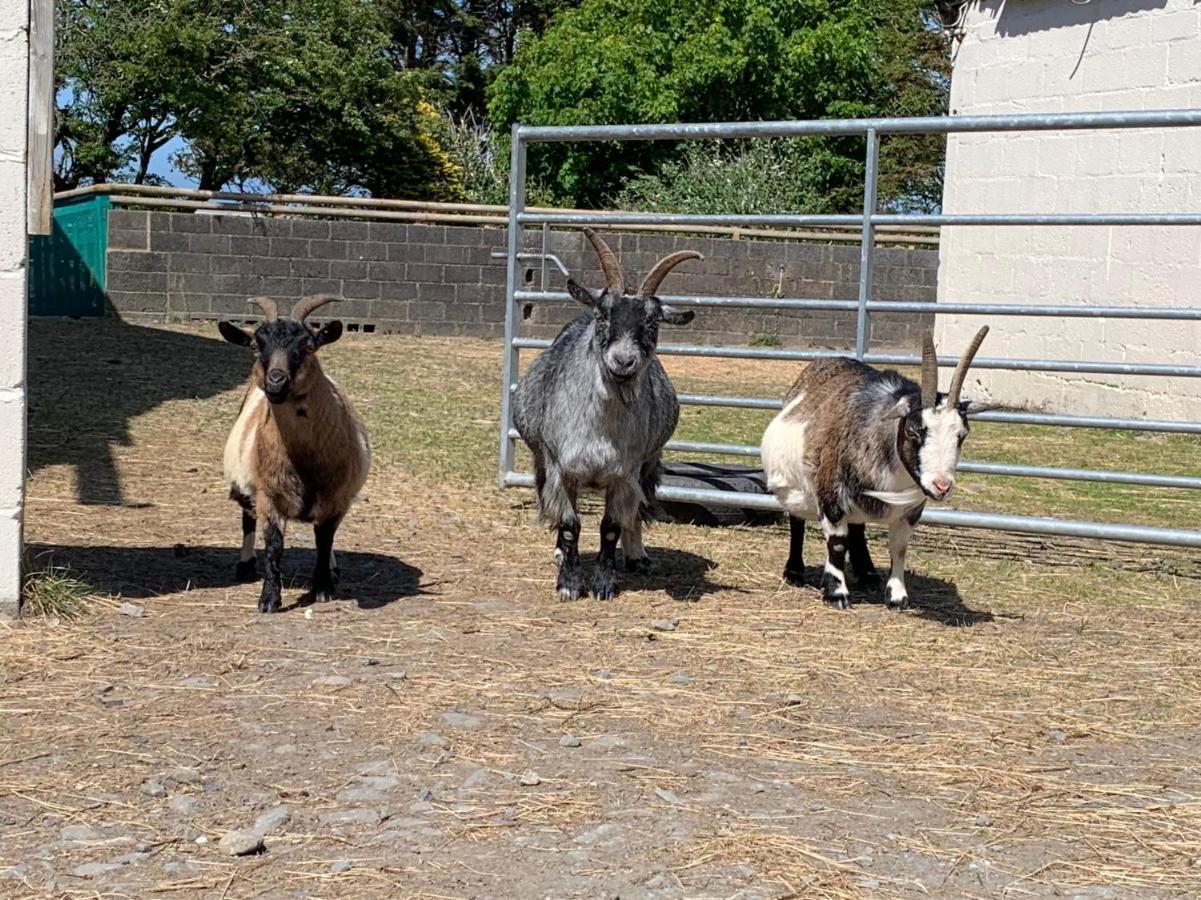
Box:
(147, 136, 190, 187)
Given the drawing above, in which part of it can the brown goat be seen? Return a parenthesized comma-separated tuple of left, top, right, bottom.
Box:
(218, 295, 370, 613)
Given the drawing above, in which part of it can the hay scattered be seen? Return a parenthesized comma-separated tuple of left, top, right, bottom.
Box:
(3, 322, 1200, 896)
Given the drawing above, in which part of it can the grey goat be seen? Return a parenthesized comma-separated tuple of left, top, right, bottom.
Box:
(513, 229, 701, 600)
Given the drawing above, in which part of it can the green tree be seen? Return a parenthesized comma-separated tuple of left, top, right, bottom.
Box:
(55, 0, 469, 197)
(487, 0, 950, 209)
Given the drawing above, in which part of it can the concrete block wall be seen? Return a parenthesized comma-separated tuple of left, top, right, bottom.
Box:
(106, 210, 937, 351)
(937, 0, 1201, 418)
(0, 3, 29, 618)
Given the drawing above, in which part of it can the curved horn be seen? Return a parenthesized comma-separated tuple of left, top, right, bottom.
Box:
(248, 296, 278, 321)
(291, 294, 340, 322)
(920, 332, 939, 407)
(639, 250, 703, 297)
(582, 228, 624, 293)
(946, 325, 990, 407)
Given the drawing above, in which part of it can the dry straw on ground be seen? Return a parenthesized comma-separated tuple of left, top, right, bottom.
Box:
(2, 322, 1200, 898)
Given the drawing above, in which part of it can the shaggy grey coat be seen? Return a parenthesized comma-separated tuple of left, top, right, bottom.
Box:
(514, 314, 678, 533)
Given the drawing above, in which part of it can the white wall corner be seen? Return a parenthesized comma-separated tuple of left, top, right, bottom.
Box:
(938, 0, 1201, 419)
(0, 4, 30, 619)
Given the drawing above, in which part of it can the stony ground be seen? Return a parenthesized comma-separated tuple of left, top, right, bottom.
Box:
(3, 322, 1201, 899)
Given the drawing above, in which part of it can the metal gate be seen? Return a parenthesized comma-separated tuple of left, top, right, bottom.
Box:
(497, 110, 1201, 548)
(28, 193, 110, 317)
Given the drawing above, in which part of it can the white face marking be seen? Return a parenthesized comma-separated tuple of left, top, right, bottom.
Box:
(917, 406, 968, 500)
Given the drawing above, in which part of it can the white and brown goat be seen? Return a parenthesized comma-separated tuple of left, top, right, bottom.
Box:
(760, 327, 990, 610)
(218, 295, 370, 613)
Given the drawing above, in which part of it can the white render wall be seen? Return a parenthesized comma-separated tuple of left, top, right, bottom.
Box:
(936, 0, 1201, 418)
(0, 2, 29, 618)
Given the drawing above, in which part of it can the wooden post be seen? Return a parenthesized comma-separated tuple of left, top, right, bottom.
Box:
(27, 0, 54, 236)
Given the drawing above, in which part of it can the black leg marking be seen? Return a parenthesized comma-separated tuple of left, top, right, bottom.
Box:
(313, 517, 340, 603)
(236, 510, 259, 582)
(821, 530, 851, 610)
(848, 524, 880, 589)
(591, 515, 622, 601)
(259, 519, 284, 613)
(555, 520, 584, 601)
(783, 515, 805, 587)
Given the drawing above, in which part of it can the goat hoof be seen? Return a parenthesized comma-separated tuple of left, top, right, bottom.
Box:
(312, 573, 336, 603)
(257, 591, 282, 614)
(885, 590, 909, 611)
(556, 567, 585, 601)
(591, 567, 619, 601)
(783, 566, 805, 587)
(625, 556, 652, 575)
(235, 560, 259, 583)
(823, 592, 852, 611)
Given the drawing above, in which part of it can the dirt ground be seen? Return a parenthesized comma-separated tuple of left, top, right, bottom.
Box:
(4, 321, 1201, 899)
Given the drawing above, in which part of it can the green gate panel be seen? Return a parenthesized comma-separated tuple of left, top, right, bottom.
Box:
(28, 194, 111, 317)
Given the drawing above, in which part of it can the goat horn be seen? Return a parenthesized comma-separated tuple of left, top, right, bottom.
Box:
(582, 228, 624, 293)
(946, 325, 990, 407)
(639, 250, 703, 297)
(920, 332, 939, 407)
(248, 296, 278, 321)
(291, 294, 341, 322)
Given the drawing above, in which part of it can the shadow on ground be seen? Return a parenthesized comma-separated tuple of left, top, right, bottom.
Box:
(27, 318, 245, 506)
(25, 543, 424, 611)
(621, 547, 731, 603)
(785, 566, 993, 627)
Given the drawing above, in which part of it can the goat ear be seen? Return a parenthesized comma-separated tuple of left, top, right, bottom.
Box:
(659, 304, 695, 326)
(887, 394, 918, 419)
(960, 400, 998, 417)
(567, 279, 602, 308)
(314, 320, 343, 348)
(218, 321, 252, 347)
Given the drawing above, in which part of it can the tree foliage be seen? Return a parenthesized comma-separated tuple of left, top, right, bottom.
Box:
(54, 0, 570, 195)
(488, 0, 950, 209)
(54, 0, 947, 204)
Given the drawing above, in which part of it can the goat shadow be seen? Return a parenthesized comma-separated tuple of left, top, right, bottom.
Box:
(616, 547, 731, 603)
(25, 543, 424, 612)
(27, 317, 246, 506)
(787, 566, 993, 627)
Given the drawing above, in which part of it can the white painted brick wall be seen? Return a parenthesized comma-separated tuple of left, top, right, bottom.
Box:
(0, 2, 28, 618)
(936, 0, 1201, 421)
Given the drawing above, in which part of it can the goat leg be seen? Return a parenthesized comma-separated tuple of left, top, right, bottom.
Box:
(259, 517, 285, 613)
(592, 514, 622, 601)
(554, 520, 584, 601)
(847, 523, 881, 589)
(236, 509, 259, 582)
(313, 516, 341, 603)
(885, 519, 914, 611)
(783, 515, 806, 587)
(623, 519, 651, 574)
(819, 516, 852, 610)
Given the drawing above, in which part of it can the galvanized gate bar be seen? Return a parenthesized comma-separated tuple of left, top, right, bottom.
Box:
(498, 109, 1201, 549)
(511, 336, 1201, 378)
(496, 124, 527, 485)
(516, 290, 1201, 320)
(673, 393, 1201, 434)
(501, 473, 1201, 549)
(515, 108, 1201, 142)
(506, 428, 1201, 488)
(520, 211, 1201, 228)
